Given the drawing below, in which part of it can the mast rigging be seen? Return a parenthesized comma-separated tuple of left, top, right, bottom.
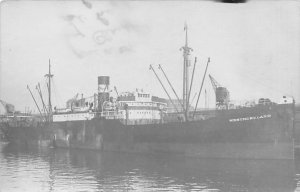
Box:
(45, 59, 53, 115)
(149, 64, 179, 113)
(36, 83, 49, 117)
(193, 57, 210, 118)
(180, 22, 193, 121)
(187, 57, 197, 112)
(27, 85, 44, 120)
(158, 64, 184, 112)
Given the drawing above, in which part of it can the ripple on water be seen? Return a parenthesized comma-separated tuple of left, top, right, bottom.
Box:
(0, 145, 299, 192)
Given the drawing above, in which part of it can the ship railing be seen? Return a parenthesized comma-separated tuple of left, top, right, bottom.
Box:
(100, 111, 123, 119)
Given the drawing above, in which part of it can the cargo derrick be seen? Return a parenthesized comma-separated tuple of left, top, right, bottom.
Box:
(158, 64, 184, 112)
(150, 24, 212, 121)
(193, 58, 210, 118)
(36, 83, 49, 115)
(209, 75, 230, 110)
(27, 85, 44, 119)
(150, 23, 195, 121)
(149, 65, 179, 113)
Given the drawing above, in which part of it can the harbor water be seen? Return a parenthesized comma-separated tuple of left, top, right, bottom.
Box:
(0, 143, 299, 192)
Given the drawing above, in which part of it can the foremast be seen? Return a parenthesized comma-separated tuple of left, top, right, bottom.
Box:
(45, 59, 54, 121)
(181, 23, 193, 120)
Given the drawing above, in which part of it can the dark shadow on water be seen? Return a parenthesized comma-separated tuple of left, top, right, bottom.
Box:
(1, 143, 299, 192)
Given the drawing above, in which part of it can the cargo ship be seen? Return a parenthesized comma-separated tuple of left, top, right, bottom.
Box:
(1, 25, 297, 159)
(51, 25, 296, 159)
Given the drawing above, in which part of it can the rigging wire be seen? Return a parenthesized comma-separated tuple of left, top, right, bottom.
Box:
(51, 78, 64, 108)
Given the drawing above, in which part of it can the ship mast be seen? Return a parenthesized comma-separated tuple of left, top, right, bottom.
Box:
(45, 59, 53, 119)
(181, 23, 192, 120)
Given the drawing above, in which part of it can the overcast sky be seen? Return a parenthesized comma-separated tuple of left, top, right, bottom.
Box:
(0, 0, 299, 113)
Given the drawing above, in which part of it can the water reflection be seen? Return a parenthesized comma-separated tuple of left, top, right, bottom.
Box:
(0, 143, 299, 192)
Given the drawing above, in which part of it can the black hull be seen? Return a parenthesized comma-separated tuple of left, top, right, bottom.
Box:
(49, 104, 295, 159)
(0, 122, 53, 147)
(1, 103, 296, 159)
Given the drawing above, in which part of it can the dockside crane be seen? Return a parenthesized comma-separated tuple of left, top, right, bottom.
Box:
(209, 75, 230, 110)
(209, 75, 221, 91)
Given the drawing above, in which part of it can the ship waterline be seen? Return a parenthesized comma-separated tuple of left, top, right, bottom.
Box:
(50, 103, 295, 159)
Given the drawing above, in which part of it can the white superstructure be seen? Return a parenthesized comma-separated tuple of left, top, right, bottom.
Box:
(52, 89, 167, 123)
(117, 90, 167, 121)
(53, 112, 95, 122)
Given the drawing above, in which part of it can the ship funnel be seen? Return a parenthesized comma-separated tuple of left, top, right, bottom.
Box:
(98, 76, 110, 111)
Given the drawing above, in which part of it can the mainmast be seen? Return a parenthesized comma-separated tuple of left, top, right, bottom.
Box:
(181, 23, 192, 120)
(45, 59, 54, 117)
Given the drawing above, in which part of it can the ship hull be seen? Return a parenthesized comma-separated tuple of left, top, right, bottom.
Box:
(50, 103, 295, 159)
(0, 122, 53, 147)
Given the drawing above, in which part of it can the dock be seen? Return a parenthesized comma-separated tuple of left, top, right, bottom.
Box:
(294, 105, 300, 158)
